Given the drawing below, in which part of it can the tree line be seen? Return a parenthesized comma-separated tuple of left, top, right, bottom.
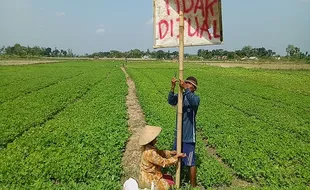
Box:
(0, 43, 309, 61)
(0, 44, 74, 58)
(83, 45, 310, 61)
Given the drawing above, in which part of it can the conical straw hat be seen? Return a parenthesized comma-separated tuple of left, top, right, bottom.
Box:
(139, 126, 162, 146)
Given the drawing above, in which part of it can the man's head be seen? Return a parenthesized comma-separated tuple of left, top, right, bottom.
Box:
(185, 76, 198, 92)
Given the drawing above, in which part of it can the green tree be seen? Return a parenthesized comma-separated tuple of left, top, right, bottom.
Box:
(256, 47, 268, 57)
(60, 49, 67, 57)
(146, 49, 151, 56)
(197, 49, 213, 59)
(12, 44, 24, 56)
(110, 50, 123, 58)
(267, 49, 276, 57)
(31, 46, 43, 56)
(241, 46, 252, 57)
(286, 45, 297, 57)
(44, 47, 52, 57)
(154, 50, 165, 59)
(5, 46, 13, 55)
(129, 49, 143, 58)
(52, 48, 60, 57)
(171, 51, 179, 59)
(0, 46, 5, 55)
(67, 49, 74, 57)
(227, 52, 235, 59)
(63, 50, 68, 57)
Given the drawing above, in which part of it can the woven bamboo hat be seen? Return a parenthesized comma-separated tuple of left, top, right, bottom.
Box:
(139, 125, 162, 146)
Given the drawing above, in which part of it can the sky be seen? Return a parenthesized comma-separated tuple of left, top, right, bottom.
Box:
(0, 0, 309, 56)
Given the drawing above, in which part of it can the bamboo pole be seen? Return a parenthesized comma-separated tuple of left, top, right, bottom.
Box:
(176, 8, 184, 189)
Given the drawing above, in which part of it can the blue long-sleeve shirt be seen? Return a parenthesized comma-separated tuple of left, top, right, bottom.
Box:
(168, 88, 200, 143)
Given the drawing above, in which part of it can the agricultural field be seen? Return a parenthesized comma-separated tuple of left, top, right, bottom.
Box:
(126, 62, 310, 189)
(0, 61, 129, 189)
(1, 60, 309, 189)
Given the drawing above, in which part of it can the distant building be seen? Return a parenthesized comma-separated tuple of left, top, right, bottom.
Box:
(249, 56, 259, 60)
(242, 56, 258, 60)
(142, 55, 150, 59)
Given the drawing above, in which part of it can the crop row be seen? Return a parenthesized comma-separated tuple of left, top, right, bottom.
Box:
(193, 67, 310, 187)
(0, 62, 111, 148)
(0, 62, 129, 189)
(0, 62, 91, 103)
(126, 62, 310, 188)
(127, 66, 233, 188)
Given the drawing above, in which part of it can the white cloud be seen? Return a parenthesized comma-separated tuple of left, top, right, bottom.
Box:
(56, 12, 65, 17)
(146, 18, 153, 25)
(96, 28, 105, 34)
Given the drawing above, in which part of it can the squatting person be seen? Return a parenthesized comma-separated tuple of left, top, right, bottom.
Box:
(139, 125, 186, 190)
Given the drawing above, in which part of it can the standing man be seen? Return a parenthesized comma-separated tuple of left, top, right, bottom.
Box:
(168, 76, 200, 187)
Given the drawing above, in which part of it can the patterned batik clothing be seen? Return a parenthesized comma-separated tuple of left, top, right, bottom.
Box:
(139, 144, 178, 190)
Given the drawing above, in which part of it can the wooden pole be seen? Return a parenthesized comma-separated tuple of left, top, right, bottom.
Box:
(176, 8, 184, 189)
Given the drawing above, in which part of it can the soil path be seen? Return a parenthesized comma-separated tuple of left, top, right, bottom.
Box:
(204, 139, 255, 189)
(0, 60, 58, 66)
(202, 62, 310, 70)
(120, 66, 254, 189)
(121, 67, 146, 184)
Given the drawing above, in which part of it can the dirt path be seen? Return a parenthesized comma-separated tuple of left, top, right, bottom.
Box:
(120, 66, 255, 189)
(0, 60, 58, 66)
(121, 67, 146, 184)
(204, 139, 255, 189)
(202, 62, 310, 70)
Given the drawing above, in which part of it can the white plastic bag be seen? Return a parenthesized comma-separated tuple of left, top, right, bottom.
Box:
(123, 178, 139, 190)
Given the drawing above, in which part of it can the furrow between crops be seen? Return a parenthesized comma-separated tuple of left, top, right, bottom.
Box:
(201, 133, 256, 188)
(0, 62, 129, 189)
(0, 72, 84, 105)
(121, 67, 146, 184)
(126, 67, 234, 188)
(217, 100, 310, 144)
(0, 71, 112, 150)
(221, 84, 310, 114)
(135, 68, 167, 98)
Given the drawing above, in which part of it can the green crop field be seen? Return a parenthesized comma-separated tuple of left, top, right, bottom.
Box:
(126, 62, 310, 189)
(0, 60, 309, 189)
(0, 61, 129, 189)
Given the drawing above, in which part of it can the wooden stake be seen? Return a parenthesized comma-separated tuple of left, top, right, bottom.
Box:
(176, 8, 184, 189)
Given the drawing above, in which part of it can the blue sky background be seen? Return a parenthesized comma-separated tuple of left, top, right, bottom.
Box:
(0, 0, 309, 55)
